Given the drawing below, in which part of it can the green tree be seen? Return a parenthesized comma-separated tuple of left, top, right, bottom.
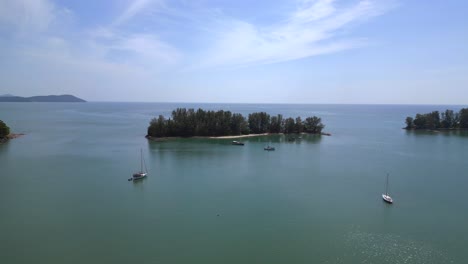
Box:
(304, 116, 324, 134)
(268, 114, 283, 133)
(295, 117, 303, 133)
(147, 108, 325, 138)
(405, 109, 467, 130)
(0, 120, 10, 139)
(413, 114, 427, 129)
(440, 110, 455, 129)
(284, 117, 296, 134)
(405, 116, 414, 129)
(427, 111, 441, 129)
(148, 115, 167, 137)
(459, 108, 468, 129)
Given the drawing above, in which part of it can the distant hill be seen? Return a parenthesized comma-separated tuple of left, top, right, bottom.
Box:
(0, 94, 86, 102)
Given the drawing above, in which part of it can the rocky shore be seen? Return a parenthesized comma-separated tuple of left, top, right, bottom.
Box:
(0, 133, 25, 143)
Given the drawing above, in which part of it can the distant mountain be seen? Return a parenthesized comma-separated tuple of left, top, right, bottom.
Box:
(0, 94, 15, 97)
(0, 94, 86, 102)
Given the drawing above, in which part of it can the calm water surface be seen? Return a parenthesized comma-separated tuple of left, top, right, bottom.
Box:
(1, 103, 467, 263)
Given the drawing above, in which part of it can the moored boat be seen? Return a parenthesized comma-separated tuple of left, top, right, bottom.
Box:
(232, 141, 245, 146)
(382, 173, 393, 204)
(130, 149, 148, 181)
(264, 146, 275, 151)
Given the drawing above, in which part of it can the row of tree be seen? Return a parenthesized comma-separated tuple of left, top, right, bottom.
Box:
(147, 108, 325, 137)
(0, 120, 10, 139)
(405, 108, 468, 129)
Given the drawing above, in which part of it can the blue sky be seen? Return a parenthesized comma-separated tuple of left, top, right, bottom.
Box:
(0, 0, 467, 104)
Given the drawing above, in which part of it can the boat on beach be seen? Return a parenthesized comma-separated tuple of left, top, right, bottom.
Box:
(232, 141, 245, 146)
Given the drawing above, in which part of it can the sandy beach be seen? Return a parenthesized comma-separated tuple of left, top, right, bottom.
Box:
(147, 132, 328, 141)
(209, 133, 271, 139)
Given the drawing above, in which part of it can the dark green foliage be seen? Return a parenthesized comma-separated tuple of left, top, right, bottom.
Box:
(405, 117, 414, 129)
(406, 108, 468, 130)
(295, 117, 303, 133)
(460, 108, 468, 129)
(283, 118, 296, 134)
(304, 117, 325, 134)
(413, 113, 427, 129)
(248, 112, 270, 134)
(0, 120, 10, 138)
(147, 108, 326, 137)
(269, 114, 283, 133)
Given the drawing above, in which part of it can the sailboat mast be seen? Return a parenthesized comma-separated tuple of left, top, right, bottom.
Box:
(140, 149, 143, 173)
(386, 173, 389, 195)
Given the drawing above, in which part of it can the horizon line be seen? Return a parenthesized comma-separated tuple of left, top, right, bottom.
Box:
(86, 101, 468, 106)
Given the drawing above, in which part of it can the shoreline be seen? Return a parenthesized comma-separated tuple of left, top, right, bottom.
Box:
(146, 132, 330, 141)
(7, 133, 25, 139)
(209, 133, 270, 139)
(0, 133, 25, 143)
(404, 128, 468, 132)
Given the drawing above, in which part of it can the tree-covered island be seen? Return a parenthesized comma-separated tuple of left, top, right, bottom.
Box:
(405, 108, 468, 130)
(147, 108, 326, 138)
(0, 120, 11, 143)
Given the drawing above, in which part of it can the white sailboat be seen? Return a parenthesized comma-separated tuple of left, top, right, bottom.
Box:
(132, 149, 147, 181)
(382, 173, 393, 204)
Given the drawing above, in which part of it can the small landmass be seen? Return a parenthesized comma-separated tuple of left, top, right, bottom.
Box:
(0, 120, 25, 143)
(146, 108, 326, 139)
(404, 108, 468, 130)
(0, 94, 86, 102)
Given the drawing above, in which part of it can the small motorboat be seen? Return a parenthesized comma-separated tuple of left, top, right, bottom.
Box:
(232, 141, 245, 146)
(264, 146, 275, 151)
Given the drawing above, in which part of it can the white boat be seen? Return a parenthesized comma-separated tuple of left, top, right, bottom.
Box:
(132, 149, 147, 181)
(382, 173, 393, 204)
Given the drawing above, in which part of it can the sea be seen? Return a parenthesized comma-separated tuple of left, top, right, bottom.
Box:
(1, 102, 467, 264)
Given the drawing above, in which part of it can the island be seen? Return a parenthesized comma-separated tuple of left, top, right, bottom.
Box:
(0, 120, 10, 143)
(404, 108, 468, 130)
(0, 94, 86, 102)
(146, 108, 326, 139)
(0, 120, 24, 143)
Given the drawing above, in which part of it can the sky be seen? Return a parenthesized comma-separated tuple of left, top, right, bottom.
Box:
(0, 0, 467, 104)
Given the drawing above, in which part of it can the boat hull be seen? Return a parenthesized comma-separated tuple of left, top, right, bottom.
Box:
(382, 194, 393, 204)
(133, 173, 147, 181)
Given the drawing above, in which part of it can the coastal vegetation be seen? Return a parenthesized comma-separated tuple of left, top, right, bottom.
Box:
(147, 108, 325, 138)
(405, 108, 468, 130)
(0, 120, 10, 141)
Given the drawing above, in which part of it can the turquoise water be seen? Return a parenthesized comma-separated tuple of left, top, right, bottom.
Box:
(1, 103, 467, 263)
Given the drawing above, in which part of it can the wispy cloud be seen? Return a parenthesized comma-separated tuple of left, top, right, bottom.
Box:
(0, 0, 397, 101)
(93, 32, 182, 66)
(195, 0, 394, 68)
(0, 0, 56, 33)
(90, 0, 180, 67)
(113, 0, 165, 26)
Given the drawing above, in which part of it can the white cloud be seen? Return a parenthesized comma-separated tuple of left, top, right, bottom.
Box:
(113, 0, 165, 26)
(0, 0, 397, 101)
(0, 0, 55, 33)
(87, 29, 181, 67)
(195, 0, 394, 68)
(87, 0, 180, 67)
